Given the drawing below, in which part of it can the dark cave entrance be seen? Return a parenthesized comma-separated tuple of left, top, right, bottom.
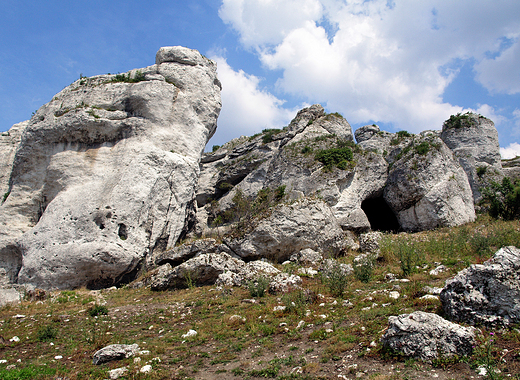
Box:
(361, 196, 401, 232)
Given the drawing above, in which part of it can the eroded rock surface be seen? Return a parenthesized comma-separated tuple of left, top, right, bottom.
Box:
(440, 246, 520, 327)
(381, 311, 476, 361)
(0, 46, 221, 289)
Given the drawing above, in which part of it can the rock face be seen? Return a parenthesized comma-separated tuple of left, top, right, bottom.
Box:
(440, 113, 503, 202)
(381, 311, 476, 361)
(0, 46, 221, 289)
(384, 132, 476, 231)
(440, 246, 520, 327)
(196, 105, 481, 237)
(226, 198, 355, 262)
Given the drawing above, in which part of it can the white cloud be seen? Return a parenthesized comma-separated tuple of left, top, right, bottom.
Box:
(500, 142, 520, 159)
(208, 56, 296, 147)
(219, 0, 520, 133)
(475, 38, 520, 95)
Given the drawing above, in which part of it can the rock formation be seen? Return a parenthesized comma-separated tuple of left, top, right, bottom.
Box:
(381, 311, 476, 361)
(440, 246, 520, 327)
(195, 105, 481, 239)
(440, 112, 504, 202)
(0, 46, 221, 290)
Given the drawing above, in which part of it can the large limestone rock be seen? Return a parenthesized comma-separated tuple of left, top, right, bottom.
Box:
(440, 113, 503, 202)
(0, 46, 221, 289)
(440, 246, 520, 327)
(384, 132, 475, 231)
(381, 311, 476, 361)
(226, 198, 355, 262)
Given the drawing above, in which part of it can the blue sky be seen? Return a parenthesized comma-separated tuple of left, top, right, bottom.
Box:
(2, 0, 520, 157)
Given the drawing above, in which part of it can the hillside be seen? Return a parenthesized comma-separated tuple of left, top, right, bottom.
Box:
(1, 216, 519, 379)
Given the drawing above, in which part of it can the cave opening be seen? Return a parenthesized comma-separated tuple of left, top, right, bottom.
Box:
(361, 196, 401, 232)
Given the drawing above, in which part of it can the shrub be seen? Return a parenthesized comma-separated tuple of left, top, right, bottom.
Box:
(476, 166, 487, 178)
(315, 147, 353, 171)
(247, 276, 269, 297)
(282, 289, 317, 316)
(353, 256, 375, 283)
(396, 241, 422, 277)
(212, 145, 221, 152)
(444, 112, 471, 129)
(321, 261, 350, 297)
(482, 177, 520, 220)
(37, 325, 58, 342)
(88, 304, 109, 317)
(390, 130, 412, 145)
(261, 128, 283, 144)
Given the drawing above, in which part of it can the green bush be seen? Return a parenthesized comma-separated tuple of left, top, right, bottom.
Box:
(212, 145, 221, 152)
(396, 241, 422, 277)
(321, 261, 350, 297)
(315, 147, 353, 171)
(247, 276, 269, 297)
(482, 177, 520, 220)
(390, 130, 412, 145)
(353, 256, 375, 283)
(88, 304, 109, 317)
(282, 289, 317, 316)
(37, 325, 58, 342)
(444, 112, 471, 129)
(262, 128, 283, 144)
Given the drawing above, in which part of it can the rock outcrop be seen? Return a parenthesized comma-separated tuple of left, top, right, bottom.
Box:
(196, 105, 481, 237)
(381, 311, 476, 361)
(440, 113, 503, 202)
(440, 246, 520, 327)
(226, 198, 355, 262)
(0, 46, 221, 290)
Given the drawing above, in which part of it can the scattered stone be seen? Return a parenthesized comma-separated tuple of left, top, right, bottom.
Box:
(181, 330, 197, 339)
(9, 336, 19, 342)
(273, 306, 286, 312)
(429, 265, 447, 276)
(440, 246, 520, 326)
(420, 295, 439, 301)
(108, 367, 128, 380)
(423, 286, 443, 295)
(359, 231, 383, 253)
(269, 273, 302, 293)
(388, 291, 400, 300)
(140, 365, 152, 373)
(92, 344, 140, 365)
(381, 311, 476, 361)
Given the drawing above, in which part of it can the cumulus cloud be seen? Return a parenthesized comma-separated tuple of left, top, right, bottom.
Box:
(218, 0, 520, 133)
(208, 56, 296, 147)
(500, 142, 520, 159)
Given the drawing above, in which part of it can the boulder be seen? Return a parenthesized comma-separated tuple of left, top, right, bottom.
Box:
(384, 133, 475, 231)
(354, 124, 380, 143)
(290, 248, 323, 266)
(440, 113, 503, 202)
(0, 46, 221, 289)
(359, 231, 383, 253)
(226, 198, 354, 262)
(440, 246, 520, 327)
(150, 252, 245, 290)
(154, 238, 233, 266)
(92, 344, 140, 365)
(381, 311, 476, 361)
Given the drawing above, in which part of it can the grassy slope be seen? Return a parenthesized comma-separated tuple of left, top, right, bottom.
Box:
(1, 215, 520, 380)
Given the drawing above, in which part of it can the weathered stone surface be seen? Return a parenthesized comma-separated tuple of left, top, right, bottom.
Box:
(440, 246, 520, 327)
(441, 113, 503, 202)
(154, 238, 232, 266)
(381, 311, 476, 361)
(359, 231, 383, 253)
(150, 252, 245, 290)
(226, 198, 354, 262)
(0, 46, 221, 289)
(269, 273, 302, 293)
(502, 157, 520, 183)
(290, 248, 323, 266)
(384, 133, 475, 231)
(354, 124, 380, 143)
(92, 344, 140, 365)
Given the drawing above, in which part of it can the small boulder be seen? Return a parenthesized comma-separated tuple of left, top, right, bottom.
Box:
(150, 252, 246, 290)
(92, 344, 140, 365)
(290, 248, 323, 266)
(359, 231, 383, 254)
(440, 246, 520, 326)
(381, 311, 476, 361)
